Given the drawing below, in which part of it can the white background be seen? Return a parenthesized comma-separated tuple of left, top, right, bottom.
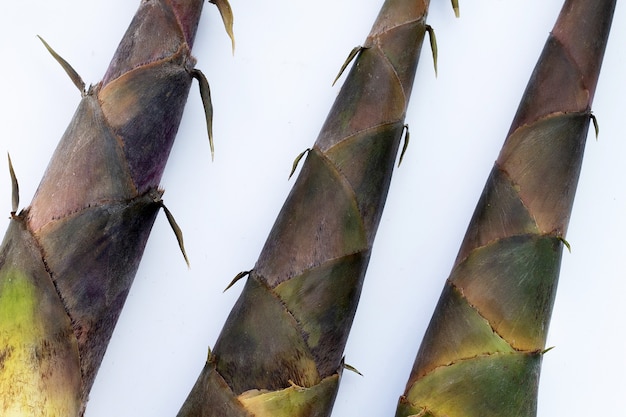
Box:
(1, 0, 625, 415)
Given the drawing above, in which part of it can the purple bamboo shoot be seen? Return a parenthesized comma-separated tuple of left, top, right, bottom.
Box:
(0, 0, 233, 415)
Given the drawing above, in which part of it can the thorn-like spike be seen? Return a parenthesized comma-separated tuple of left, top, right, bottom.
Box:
(191, 69, 215, 161)
(542, 346, 555, 354)
(333, 46, 364, 87)
(7, 153, 19, 215)
(425, 25, 438, 77)
(590, 113, 599, 140)
(161, 203, 190, 267)
(558, 236, 571, 253)
(210, 0, 235, 54)
(398, 124, 410, 167)
(289, 148, 311, 179)
(224, 270, 251, 292)
(37, 35, 86, 94)
(451, 0, 460, 18)
(343, 362, 363, 376)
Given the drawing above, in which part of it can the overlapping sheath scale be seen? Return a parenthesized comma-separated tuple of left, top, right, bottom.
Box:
(178, 1, 431, 416)
(395, 1, 616, 416)
(0, 1, 209, 415)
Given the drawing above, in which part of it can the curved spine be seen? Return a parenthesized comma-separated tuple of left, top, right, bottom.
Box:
(177, 0, 435, 416)
(0, 0, 229, 415)
(395, 1, 616, 416)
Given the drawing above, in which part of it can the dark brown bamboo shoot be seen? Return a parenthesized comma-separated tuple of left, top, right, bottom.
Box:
(0, 1, 232, 415)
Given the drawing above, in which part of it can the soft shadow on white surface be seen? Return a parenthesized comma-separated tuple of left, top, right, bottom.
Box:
(1, 1, 625, 416)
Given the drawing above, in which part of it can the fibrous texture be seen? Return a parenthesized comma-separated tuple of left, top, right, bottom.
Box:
(0, 0, 220, 415)
(395, 1, 616, 416)
(178, 0, 433, 416)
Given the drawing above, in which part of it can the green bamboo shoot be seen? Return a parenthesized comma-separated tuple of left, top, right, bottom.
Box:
(395, 1, 616, 416)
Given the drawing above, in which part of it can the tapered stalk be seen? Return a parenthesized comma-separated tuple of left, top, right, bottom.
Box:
(395, 1, 616, 416)
(0, 1, 225, 415)
(178, 1, 434, 416)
